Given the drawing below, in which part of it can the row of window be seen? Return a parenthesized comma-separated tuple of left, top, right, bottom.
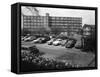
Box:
(50, 17, 82, 20)
(23, 16, 82, 19)
(23, 22, 45, 25)
(49, 20, 81, 22)
(23, 26, 80, 30)
(23, 16, 45, 19)
(23, 25, 81, 28)
(24, 18, 82, 22)
(23, 20, 82, 23)
(23, 23, 81, 27)
(23, 22, 82, 25)
(50, 22, 82, 24)
(23, 16, 82, 21)
(23, 21, 82, 25)
(23, 19, 81, 23)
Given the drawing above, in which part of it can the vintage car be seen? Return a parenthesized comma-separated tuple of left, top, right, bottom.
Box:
(60, 39, 69, 46)
(74, 40, 82, 49)
(47, 38, 55, 45)
(52, 39, 62, 46)
(24, 36, 37, 42)
(39, 37, 47, 43)
(65, 39, 76, 48)
(32, 38, 42, 43)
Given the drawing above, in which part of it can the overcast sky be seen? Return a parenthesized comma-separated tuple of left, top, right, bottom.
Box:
(36, 7, 95, 25)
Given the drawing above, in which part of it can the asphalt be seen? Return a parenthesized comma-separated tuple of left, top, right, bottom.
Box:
(22, 42, 95, 67)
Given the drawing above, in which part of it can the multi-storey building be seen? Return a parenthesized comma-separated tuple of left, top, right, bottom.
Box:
(22, 13, 82, 35)
(21, 6, 39, 30)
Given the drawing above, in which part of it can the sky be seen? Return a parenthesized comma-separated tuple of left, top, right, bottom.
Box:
(36, 7, 95, 25)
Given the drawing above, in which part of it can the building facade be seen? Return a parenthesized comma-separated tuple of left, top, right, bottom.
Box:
(21, 6, 39, 30)
(22, 13, 82, 35)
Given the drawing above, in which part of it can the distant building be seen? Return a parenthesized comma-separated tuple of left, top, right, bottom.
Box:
(22, 13, 82, 35)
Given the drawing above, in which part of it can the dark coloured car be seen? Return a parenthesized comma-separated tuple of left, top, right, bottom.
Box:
(39, 37, 47, 43)
(21, 45, 39, 54)
(61, 39, 69, 46)
(74, 40, 82, 49)
(65, 39, 76, 48)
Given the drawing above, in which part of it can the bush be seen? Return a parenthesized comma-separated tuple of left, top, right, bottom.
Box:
(21, 50, 81, 70)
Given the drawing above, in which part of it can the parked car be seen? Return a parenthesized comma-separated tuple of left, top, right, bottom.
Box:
(75, 40, 82, 49)
(61, 39, 69, 46)
(24, 36, 32, 42)
(24, 36, 37, 42)
(65, 39, 76, 48)
(53, 39, 62, 46)
(39, 37, 47, 43)
(32, 38, 42, 43)
(45, 36, 50, 41)
(21, 35, 29, 41)
(47, 38, 55, 45)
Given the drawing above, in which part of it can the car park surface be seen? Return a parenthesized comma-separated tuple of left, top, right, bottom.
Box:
(21, 41, 95, 67)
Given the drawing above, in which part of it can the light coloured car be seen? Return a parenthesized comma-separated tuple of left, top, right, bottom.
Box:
(24, 36, 37, 42)
(24, 36, 31, 41)
(32, 38, 41, 43)
(47, 38, 55, 45)
(53, 39, 62, 46)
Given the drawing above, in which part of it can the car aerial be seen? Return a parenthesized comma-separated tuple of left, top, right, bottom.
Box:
(47, 38, 55, 45)
(65, 39, 76, 48)
(52, 39, 62, 46)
